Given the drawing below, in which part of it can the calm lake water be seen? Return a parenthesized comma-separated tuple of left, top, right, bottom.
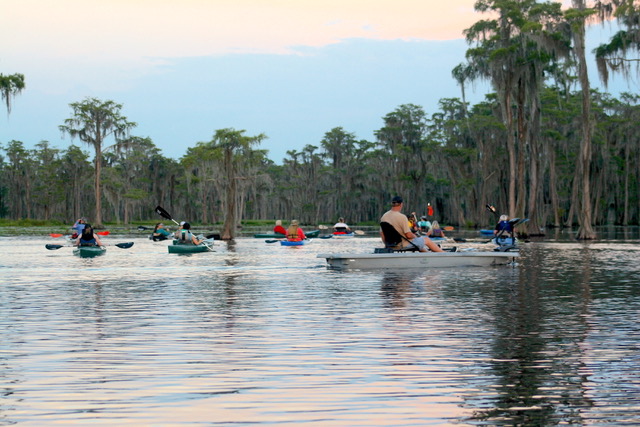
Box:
(1, 231, 639, 426)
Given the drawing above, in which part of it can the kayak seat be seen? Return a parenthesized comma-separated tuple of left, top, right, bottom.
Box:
(379, 221, 420, 252)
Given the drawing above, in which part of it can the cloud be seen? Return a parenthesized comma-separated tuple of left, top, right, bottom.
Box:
(2, 0, 480, 61)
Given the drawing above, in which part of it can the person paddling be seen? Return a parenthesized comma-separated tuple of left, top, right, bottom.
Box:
(273, 220, 287, 235)
(427, 221, 446, 238)
(177, 222, 204, 245)
(286, 220, 306, 241)
(71, 218, 86, 239)
(333, 217, 351, 234)
(494, 214, 515, 244)
(75, 224, 103, 247)
(152, 223, 172, 241)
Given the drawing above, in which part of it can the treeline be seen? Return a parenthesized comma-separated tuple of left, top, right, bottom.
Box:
(2, 0, 640, 237)
(1, 88, 639, 233)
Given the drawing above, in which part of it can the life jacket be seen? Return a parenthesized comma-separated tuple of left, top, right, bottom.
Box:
(79, 236, 97, 246)
(179, 230, 195, 244)
(431, 228, 443, 237)
(496, 220, 513, 233)
(287, 228, 301, 241)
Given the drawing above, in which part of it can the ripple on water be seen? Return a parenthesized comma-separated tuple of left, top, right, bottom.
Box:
(1, 236, 639, 425)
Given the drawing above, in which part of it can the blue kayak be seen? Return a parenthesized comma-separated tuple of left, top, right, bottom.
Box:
(280, 239, 310, 246)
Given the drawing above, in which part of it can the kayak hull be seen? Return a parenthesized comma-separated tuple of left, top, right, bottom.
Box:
(168, 244, 210, 254)
(254, 230, 320, 239)
(493, 236, 518, 245)
(280, 240, 309, 246)
(332, 232, 355, 239)
(73, 246, 107, 258)
(317, 250, 518, 270)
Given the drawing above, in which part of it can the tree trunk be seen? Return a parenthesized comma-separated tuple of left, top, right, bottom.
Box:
(94, 146, 103, 227)
(221, 149, 236, 240)
(573, 7, 596, 239)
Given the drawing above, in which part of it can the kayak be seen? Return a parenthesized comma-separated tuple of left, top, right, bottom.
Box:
(493, 235, 518, 246)
(480, 229, 494, 235)
(254, 230, 320, 239)
(168, 244, 210, 254)
(73, 246, 107, 258)
(317, 249, 518, 270)
(168, 239, 214, 254)
(332, 232, 354, 239)
(280, 239, 310, 246)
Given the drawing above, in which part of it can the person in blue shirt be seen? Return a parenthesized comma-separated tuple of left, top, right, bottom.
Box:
(417, 216, 431, 234)
(71, 218, 86, 239)
(152, 223, 172, 241)
(494, 215, 515, 244)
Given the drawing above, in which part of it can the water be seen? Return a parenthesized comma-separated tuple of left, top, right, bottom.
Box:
(1, 234, 639, 426)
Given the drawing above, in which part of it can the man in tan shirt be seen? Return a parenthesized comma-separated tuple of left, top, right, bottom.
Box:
(380, 196, 444, 252)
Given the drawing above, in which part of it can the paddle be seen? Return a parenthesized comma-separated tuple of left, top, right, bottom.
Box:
(137, 225, 150, 231)
(45, 244, 66, 250)
(45, 242, 134, 250)
(50, 233, 64, 238)
(97, 231, 110, 236)
(320, 235, 333, 239)
(155, 205, 180, 226)
(486, 204, 499, 218)
(265, 239, 280, 243)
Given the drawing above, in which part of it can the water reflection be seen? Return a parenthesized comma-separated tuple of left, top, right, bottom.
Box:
(1, 237, 639, 425)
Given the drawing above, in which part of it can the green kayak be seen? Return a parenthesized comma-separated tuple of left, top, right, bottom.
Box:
(253, 229, 320, 239)
(73, 246, 107, 258)
(168, 240, 212, 254)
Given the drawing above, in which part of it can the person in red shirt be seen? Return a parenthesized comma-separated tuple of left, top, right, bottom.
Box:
(286, 220, 306, 241)
(273, 220, 287, 235)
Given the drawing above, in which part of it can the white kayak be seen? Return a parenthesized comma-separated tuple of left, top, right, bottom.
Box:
(317, 249, 519, 270)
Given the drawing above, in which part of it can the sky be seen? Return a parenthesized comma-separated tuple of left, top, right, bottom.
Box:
(0, 0, 632, 163)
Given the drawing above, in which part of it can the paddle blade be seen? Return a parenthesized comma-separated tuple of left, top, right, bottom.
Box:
(115, 242, 134, 249)
(320, 235, 333, 239)
(443, 226, 454, 231)
(137, 225, 149, 231)
(97, 231, 110, 236)
(45, 244, 64, 250)
(155, 205, 173, 220)
(50, 233, 64, 238)
(265, 239, 279, 243)
(354, 230, 365, 235)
